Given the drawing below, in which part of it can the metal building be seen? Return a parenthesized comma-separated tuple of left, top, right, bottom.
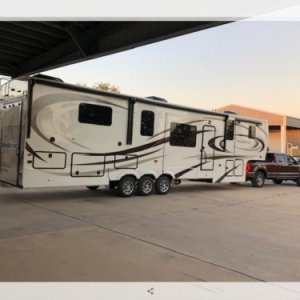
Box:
(216, 104, 300, 156)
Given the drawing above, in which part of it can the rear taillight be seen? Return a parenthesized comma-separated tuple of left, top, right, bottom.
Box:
(245, 163, 251, 173)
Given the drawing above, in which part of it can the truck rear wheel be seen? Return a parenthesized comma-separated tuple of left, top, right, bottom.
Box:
(155, 175, 171, 195)
(117, 176, 137, 197)
(272, 179, 282, 184)
(251, 171, 265, 188)
(137, 176, 154, 196)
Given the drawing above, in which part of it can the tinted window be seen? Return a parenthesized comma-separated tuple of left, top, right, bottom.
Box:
(225, 120, 234, 140)
(249, 126, 256, 139)
(170, 123, 196, 147)
(277, 154, 288, 164)
(141, 110, 154, 136)
(265, 153, 274, 162)
(78, 103, 112, 126)
(287, 156, 296, 165)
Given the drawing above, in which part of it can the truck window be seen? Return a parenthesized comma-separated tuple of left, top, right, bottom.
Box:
(287, 156, 296, 165)
(170, 122, 196, 147)
(225, 120, 234, 140)
(140, 110, 154, 136)
(265, 153, 273, 162)
(276, 154, 288, 164)
(78, 103, 112, 126)
(249, 126, 256, 139)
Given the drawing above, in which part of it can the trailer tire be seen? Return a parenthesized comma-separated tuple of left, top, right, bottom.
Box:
(155, 175, 171, 195)
(137, 176, 154, 196)
(117, 176, 137, 197)
(87, 186, 99, 190)
(251, 171, 265, 188)
(272, 179, 282, 184)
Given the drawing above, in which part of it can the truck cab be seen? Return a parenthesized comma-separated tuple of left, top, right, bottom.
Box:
(246, 152, 300, 187)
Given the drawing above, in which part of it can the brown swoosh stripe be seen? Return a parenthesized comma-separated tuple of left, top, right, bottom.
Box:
(25, 143, 46, 162)
(215, 163, 243, 183)
(175, 162, 208, 178)
(208, 136, 225, 152)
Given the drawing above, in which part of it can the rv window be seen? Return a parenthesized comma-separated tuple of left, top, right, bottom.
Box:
(249, 126, 256, 139)
(225, 120, 234, 140)
(78, 103, 112, 126)
(141, 110, 155, 136)
(170, 123, 196, 147)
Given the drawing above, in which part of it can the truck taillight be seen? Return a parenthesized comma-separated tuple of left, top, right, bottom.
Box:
(245, 163, 251, 173)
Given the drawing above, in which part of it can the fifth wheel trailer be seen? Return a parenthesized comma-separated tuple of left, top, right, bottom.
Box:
(0, 75, 269, 196)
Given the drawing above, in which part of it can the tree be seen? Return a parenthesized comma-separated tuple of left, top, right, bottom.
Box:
(93, 82, 120, 93)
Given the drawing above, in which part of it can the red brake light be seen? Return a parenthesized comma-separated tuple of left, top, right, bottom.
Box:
(246, 163, 251, 173)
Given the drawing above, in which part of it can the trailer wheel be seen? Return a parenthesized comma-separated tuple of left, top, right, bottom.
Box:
(155, 175, 171, 195)
(117, 176, 137, 197)
(137, 176, 154, 196)
(251, 171, 265, 188)
(296, 177, 300, 186)
(272, 179, 282, 184)
(87, 186, 99, 190)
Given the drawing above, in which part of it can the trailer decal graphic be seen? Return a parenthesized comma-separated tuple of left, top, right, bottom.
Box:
(215, 163, 244, 183)
(235, 134, 265, 152)
(208, 136, 225, 152)
(25, 143, 46, 162)
(175, 162, 207, 178)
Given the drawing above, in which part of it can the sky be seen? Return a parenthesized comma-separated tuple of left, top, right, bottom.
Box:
(44, 21, 300, 118)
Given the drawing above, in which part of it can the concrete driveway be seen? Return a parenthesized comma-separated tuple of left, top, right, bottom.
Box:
(0, 181, 300, 281)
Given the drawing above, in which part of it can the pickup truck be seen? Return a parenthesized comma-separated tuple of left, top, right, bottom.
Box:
(246, 152, 300, 187)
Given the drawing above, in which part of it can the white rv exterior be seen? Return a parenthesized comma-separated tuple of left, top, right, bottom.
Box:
(0, 76, 268, 196)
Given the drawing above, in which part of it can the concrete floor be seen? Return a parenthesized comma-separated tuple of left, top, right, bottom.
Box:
(0, 181, 300, 281)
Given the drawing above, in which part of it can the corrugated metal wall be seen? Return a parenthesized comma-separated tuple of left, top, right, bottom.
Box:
(287, 129, 300, 146)
(216, 104, 285, 126)
(269, 130, 282, 152)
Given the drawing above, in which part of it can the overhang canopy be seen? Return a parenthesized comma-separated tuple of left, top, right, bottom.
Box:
(0, 21, 227, 78)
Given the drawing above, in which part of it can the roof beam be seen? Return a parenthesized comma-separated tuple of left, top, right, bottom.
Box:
(0, 23, 62, 45)
(0, 38, 40, 55)
(0, 30, 48, 50)
(17, 22, 225, 76)
(12, 22, 68, 39)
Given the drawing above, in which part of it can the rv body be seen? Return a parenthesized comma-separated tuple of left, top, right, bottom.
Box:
(0, 76, 268, 193)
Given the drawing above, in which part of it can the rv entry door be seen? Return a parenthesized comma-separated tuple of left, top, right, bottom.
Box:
(200, 125, 216, 170)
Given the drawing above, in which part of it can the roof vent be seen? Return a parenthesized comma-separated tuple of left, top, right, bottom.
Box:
(224, 110, 237, 115)
(146, 96, 168, 103)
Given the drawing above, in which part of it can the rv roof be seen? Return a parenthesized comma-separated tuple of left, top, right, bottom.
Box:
(29, 76, 263, 125)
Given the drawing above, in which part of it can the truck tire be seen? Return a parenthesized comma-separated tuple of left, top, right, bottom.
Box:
(251, 171, 265, 188)
(296, 177, 300, 186)
(155, 175, 171, 195)
(272, 179, 282, 184)
(117, 176, 137, 197)
(137, 176, 154, 196)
